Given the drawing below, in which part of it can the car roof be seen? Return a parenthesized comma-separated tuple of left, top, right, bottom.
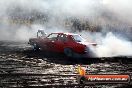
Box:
(51, 32, 79, 36)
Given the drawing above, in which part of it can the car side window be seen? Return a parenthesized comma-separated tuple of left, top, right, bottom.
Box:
(58, 34, 67, 42)
(47, 34, 58, 40)
(72, 35, 84, 42)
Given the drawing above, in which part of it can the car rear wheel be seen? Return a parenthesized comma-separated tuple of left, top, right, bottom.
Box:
(64, 48, 74, 57)
(33, 43, 40, 51)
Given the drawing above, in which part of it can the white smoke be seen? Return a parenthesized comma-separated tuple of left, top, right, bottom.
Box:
(102, 0, 132, 25)
(77, 31, 132, 57)
(0, 0, 132, 57)
(14, 25, 43, 41)
(0, 0, 102, 41)
(95, 32, 132, 57)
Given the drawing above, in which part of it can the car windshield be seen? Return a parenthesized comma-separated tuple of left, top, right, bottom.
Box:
(72, 35, 85, 42)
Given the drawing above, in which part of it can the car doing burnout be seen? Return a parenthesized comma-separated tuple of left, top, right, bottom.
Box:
(29, 32, 97, 58)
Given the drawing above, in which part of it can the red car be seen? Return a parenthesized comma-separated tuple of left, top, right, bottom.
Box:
(29, 32, 96, 58)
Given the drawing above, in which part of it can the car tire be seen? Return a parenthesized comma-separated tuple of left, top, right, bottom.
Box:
(64, 48, 74, 58)
(33, 43, 40, 51)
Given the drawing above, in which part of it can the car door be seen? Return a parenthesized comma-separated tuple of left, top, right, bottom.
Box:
(53, 34, 68, 52)
(46, 33, 59, 51)
(38, 33, 58, 51)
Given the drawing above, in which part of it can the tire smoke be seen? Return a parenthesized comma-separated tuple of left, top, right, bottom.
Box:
(0, 0, 132, 57)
